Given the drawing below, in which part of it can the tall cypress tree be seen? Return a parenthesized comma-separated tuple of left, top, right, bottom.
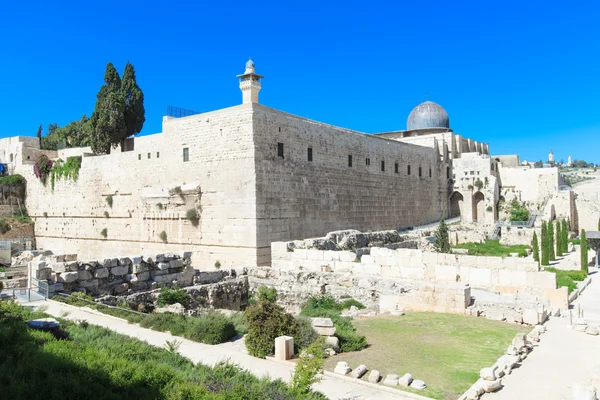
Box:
(532, 231, 540, 263)
(121, 62, 145, 141)
(556, 222, 563, 257)
(541, 221, 549, 266)
(562, 219, 569, 253)
(581, 229, 588, 275)
(548, 221, 555, 261)
(90, 63, 126, 154)
(433, 217, 451, 253)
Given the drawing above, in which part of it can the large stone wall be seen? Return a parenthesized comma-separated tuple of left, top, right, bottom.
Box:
(498, 165, 559, 204)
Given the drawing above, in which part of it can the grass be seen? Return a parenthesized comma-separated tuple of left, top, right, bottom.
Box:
(0, 300, 325, 399)
(545, 267, 587, 293)
(324, 312, 529, 400)
(453, 239, 530, 257)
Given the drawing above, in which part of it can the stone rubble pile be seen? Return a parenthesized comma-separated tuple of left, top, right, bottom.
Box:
(332, 362, 426, 391)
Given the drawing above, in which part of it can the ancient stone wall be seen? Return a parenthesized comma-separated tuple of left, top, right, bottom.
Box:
(498, 165, 559, 204)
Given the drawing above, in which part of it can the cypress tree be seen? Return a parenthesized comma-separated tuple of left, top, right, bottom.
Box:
(562, 219, 569, 253)
(433, 217, 451, 253)
(90, 63, 126, 154)
(598, 217, 600, 231)
(36, 124, 42, 145)
(121, 62, 145, 141)
(541, 221, 549, 266)
(548, 221, 555, 261)
(556, 222, 563, 257)
(532, 231, 540, 263)
(581, 229, 588, 275)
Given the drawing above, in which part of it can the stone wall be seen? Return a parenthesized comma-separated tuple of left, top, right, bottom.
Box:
(498, 165, 559, 204)
(271, 242, 557, 295)
(500, 227, 535, 246)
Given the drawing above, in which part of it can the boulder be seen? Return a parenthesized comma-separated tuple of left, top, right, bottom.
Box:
(506, 345, 519, 356)
(534, 324, 546, 334)
(325, 336, 339, 351)
(95, 268, 109, 279)
(410, 379, 426, 390)
(382, 374, 399, 387)
(479, 378, 502, 393)
(334, 361, 351, 375)
(78, 270, 93, 281)
(527, 329, 540, 342)
(512, 333, 526, 348)
(157, 262, 171, 271)
(311, 318, 336, 336)
(398, 373, 413, 387)
(586, 326, 599, 336)
(368, 370, 381, 383)
(480, 366, 497, 381)
(169, 259, 184, 269)
(111, 266, 129, 276)
(57, 271, 78, 283)
(350, 365, 367, 379)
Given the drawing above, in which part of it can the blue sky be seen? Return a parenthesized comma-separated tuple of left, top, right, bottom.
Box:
(1, 0, 598, 163)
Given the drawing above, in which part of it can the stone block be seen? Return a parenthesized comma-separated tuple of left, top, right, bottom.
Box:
(36, 268, 52, 280)
(334, 361, 351, 375)
(111, 265, 129, 276)
(350, 365, 367, 379)
(527, 271, 557, 290)
(478, 378, 502, 393)
(157, 262, 171, 271)
(274, 335, 294, 361)
(78, 270, 93, 281)
(543, 287, 569, 309)
(523, 309, 541, 325)
(410, 379, 426, 390)
(57, 271, 78, 283)
(132, 263, 149, 274)
(183, 251, 192, 260)
(95, 268, 109, 279)
(169, 259, 184, 269)
(78, 279, 98, 289)
(383, 374, 399, 386)
(51, 262, 67, 273)
(311, 318, 336, 336)
(112, 283, 129, 294)
(132, 256, 143, 264)
(136, 271, 150, 281)
(50, 283, 64, 292)
(102, 259, 117, 268)
(338, 251, 357, 262)
(325, 336, 339, 351)
(398, 373, 413, 387)
(155, 254, 166, 262)
(32, 261, 47, 270)
(368, 370, 381, 383)
(480, 366, 498, 381)
(64, 254, 77, 262)
(66, 262, 79, 272)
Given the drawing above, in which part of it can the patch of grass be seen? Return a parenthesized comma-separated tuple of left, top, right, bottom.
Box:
(453, 239, 530, 257)
(324, 312, 529, 400)
(545, 267, 587, 293)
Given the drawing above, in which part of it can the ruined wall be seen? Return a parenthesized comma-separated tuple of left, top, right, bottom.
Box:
(500, 227, 535, 246)
(253, 104, 447, 265)
(498, 166, 559, 204)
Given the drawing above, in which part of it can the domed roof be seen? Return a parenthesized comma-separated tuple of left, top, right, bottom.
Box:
(406, 101, 450, 131)
(246, 58, 255, 70)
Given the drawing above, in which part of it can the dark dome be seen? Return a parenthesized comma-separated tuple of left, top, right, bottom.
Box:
(407, 101, 450, 131)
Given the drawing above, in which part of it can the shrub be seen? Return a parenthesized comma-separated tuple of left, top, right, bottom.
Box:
(508, 198, 529, 222)
(104, 211, 109, 218)
(100, 228, 107, 238)
(184, 312, 237, 344)
(0, 219, 11, 234)
(295, 316, 318, 351)
(105, 194, 113, 208)
(157, 287, 189, 308)
(486, 205, 493, 212)
(159, 231, 167, 242)
(0, 281, 3, 291)
(0, 174, 26, 187)
(228, 312, 248, 335)
(186, 208, 199, 226)
(170, 186, 183, 196)
(244, 300, 300, 358)
(257, 286, 277, 302)
(338, 298, 366, 310)
(474, 178, 483, 190)
(43, 212, 48, 217)
(290, 350, 324, 395)
(433, 217, 451, 253)
(33, 154, 53, 185)
(14, 206, 30, 223)
(49, 156, 82, 191)
(156, 202, 163, 210)
(214, 260, 221, 269)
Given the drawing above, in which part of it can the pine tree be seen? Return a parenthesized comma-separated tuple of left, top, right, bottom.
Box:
(556, 222, 563, 257)
(541, 221, 549, 266)
(581, 229, 588, 275)
(121, 62, 145, 141)
(562, 219, 569, 253)
(548, 221, 555, 261)
(532, 231, 540, 263)
(433, 217, 451, 253)
(90, 63, 126, 154)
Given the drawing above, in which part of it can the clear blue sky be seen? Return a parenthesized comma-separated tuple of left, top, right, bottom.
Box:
(1, 0, 598, 163)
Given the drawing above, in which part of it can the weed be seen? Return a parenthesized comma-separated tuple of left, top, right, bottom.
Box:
(104, 211, 109, 218)
(214, 260, 221, 269)
(105, 195, 113, 208)
(159, 231, 167, 242)
(100, 228, 108, 238)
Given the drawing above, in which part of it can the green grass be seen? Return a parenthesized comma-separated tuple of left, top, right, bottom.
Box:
(545, 267, 587, 293)
(453, 239, 530, 257)
(569, 238, 581, 245)
(0, 300, 325, 400)
(324, 312, 529, 400)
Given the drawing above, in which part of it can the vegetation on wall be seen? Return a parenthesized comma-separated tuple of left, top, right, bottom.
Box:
(157, 287, 189, 308)
(0, 219, 11, 234)
(159, 231, 167, 242)
(105, 195, 113, 208)
(33, 155, 53, 185)
(49, 156, 82, 191)
(100, 228, 108, 238)
(0, 174, 26, 187)
(186, 208, 199, 226)
(508, 198, 530, 222)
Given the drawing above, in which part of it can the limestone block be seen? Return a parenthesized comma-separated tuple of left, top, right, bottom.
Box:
(586, 326, 599, 336)
(323, 251, 338, 262)
(480, 366, 498, 381)
(157, 262, 170, 271)
(66, 262, 79, 272)
(274, 335, 294, 361)
(51, 262, 67, 273)
(410, 379, 426, 390)
(64, 254, 77, 262)
(479, 378, 502, 393)
(400, 267, 425, 280)
(78, 279, 98, 289)
(398, 373, 413, 387)
(95, 268, 109, 279)
(383, 374, 399, 387)
(368, 370, 381, 383)
(155, 254, 166, 262)
(119, 257, 132, 266)
(468, 268, 492, 288)
(526, 271, 557, 290)
(543, 287, 569, 309)
(57, 271, 78, 283)
(334, 361, 351, 375)
(534, 324, 546, 334)
(132, 256, 143, 264)
(350, 365, 367, 379)
(486, 310, 505, 321)
(169, 259, 184, 269)
(32, 261, 47, 270)
(325, 336, 339, 351)
(36, 268, 52, 280)
(111, 266, 129, 276)
(182, 251, 192, 260)
(78, 270, 93, 281)
(506, 345, 519, 356)
(523, 309, 541, 325)
(435, 265, 458, 282)
(311, 318, 336, 336)
(132, 263, 149, 274)
(125, 274, 134, 283)
(527, 329, 540, 342)
(112, 283, 129, 294)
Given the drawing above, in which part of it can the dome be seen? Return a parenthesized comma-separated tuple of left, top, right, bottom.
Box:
(406, 101, 450, 131)
(246, 59, 255, 69)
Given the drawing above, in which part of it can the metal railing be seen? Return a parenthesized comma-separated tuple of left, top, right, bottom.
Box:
(166, 105, 200, 118)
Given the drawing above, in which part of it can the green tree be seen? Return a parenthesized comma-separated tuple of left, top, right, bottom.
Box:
(508, 198, 530, 222)
(121, 62, 145, 141)
(532, 231, 540, 263)
(36, 124, 42, 145)
(433, 217, 451, 253)
(541, 221, 549, 266)
(548, 221, 555, 261)
(562, 219, 569, 253)
(581, 229, 588, 275)
(55, 115, 92, 148)
(90, 62, 126, 154)
(556, 221, 563, 257)
(598, 217, 600, 231)
(40, 123, 62, 150)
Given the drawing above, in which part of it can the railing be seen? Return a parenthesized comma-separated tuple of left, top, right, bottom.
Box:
(166, 105, 200, 118)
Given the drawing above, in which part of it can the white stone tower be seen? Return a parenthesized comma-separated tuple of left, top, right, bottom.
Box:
(548, 149, 554, 163)
(568, 155, 572, 166)
(237, 59, 263, 104)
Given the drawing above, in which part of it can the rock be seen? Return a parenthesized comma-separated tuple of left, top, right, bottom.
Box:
(410, 379, 426, 390)
(112, 283, 129, 294)
(398, 373, 413, 387)
(157, 262, 171, 271)
(479, 378, 502, 393)
(326, 348, 336, 356)
(506, 345, 519, 356)
(136, 271, 150, 281)
(78, 270, 93, 281)
(132, 263, 148, 274)
(391, 310, 405, 316)
(57, 271, 78, 283)
(575, 325, 587, 332)
(111, 266, 129, 276)
(119, 257, 132, 266)
(27, 318, 60, 329)
(368, 370, 381, 383)
(512, 333, 526, 348)
(480, 366, 497, 381)
(183, 251, 192, 260)
(523, 309, 540, 325)
(334, 361, 351, 375)
(527, 329, 540, 342)
(325, 336, 339, 351)
(350, 365, 367, 379)
(534, 324, 546, 334)
(464, 388, 483, 400)
(311, 317, 336, 336)
(586, 326, 599, 336)
(169, 259, 184, 269)
(383, 374, 399, 387)
(95, 268, 109, 279)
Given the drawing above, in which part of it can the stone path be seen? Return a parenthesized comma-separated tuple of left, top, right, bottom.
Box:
(486, 269, 600, 400)
(27, 300, 421, 400)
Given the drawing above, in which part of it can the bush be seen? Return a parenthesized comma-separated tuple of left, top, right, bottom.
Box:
(214, 260, 221, 269)
(186, 208, 199, 226)
(105, 194, 113, 208)
(157, 287, 189, 308)
(338, 298, 366, 310)
(290, 350, 324, 395)
(159, 231, 167, 242)
(43, 212, 48, 217)
(33, 154, 53, 185)
(170, 186, 183, 196)
(295, 316, 318, 351)
(156, 202, 163, 210)
(0, 219, 11, 234)
(228, 312, 248, 335)
(140, 311, 237, 345)
(508, 198, 530, 222)
(104, 211, 109, 218)
(244, 300, 300, 358)
(100, 228, 107, 238)
(257, 286, 277, 302)
(0, 174, 26, 187)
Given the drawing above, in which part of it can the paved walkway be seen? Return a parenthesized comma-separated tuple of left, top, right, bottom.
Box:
(27, 300, 420, 400)
(486, 269, 600, 400)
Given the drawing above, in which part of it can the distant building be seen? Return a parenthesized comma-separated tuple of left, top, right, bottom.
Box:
(568, 155, 572, 166)
(548, 149, 554, 163)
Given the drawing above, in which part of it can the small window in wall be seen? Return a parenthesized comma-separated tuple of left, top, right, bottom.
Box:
(138, 154, 141, 160)
(394, 162, 399, 173)
(470, 171, 475, 175)
(419, 166, 422, 177)
(278, 127, 281, 133)
(277, 143, 284, 158)
(27, 156, 30, 160)
(147, 152, 151, 159)
(429, 168, 432, 178)
(183, 147, 189, 162)
(156, 152, 160, 158)
(366, 158, 371, 166)
(348, 155, 353, 167)
(407, 165, 411, 175)
(307, 147, 313, 162)
(381, 160, 385, 172)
